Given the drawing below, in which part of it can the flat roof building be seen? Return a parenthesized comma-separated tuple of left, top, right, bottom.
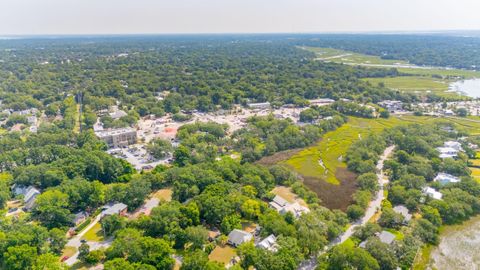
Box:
(95, 127, 137, 148)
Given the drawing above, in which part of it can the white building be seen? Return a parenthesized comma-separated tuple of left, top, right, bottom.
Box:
(434, 173, 461, 186)
(95, 127, 137, 148)
(423, 187, 443, 200)
(227, 229, 253, 247)
(443, 141, 462, 151)
(436, 147, 459, 159)
(309, 98, 335, 106)
(13, 185, 41, 211)
(256, 234, 278, 252)
(269, 195, 310, 218)
(393, 205, 412, 222)
(247, 102, 271, 110)
(378, 100, 403, 113)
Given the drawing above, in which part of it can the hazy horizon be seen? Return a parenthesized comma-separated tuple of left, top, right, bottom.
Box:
(1, 0, 480, 35)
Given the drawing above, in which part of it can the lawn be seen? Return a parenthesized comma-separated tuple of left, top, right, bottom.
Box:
(303, 46, 409, 65)
(208, 245, 236, 266)
(363, 76, 449, 91)
(412, 244, 434, 270)
(152, 188, 173, 202)
(81, 222, 104, 242)
(470, 167, 480, 183)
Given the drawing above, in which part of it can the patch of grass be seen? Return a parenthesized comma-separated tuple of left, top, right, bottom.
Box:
(470, 159, 480, 167)
(152, 188, 173, 202)
(341, 238, 356, 249)
(302, 46, 409, 65)
(385, 228, 404, 240)
(284, 116, 422, 185)
(412, 244, 434, 270)
(81, 222, 104, 242)
(208, 245, 236, 265)
(470, 167, 480, 183)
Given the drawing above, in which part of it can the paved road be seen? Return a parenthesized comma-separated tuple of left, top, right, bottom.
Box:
(298, 145, 395, 270)
(64, 214, 103, 266)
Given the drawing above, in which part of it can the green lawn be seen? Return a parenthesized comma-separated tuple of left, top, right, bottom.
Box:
(303, 46, 409, 65)
(364, 76, 449, 91)
(81, 222, 104, 242)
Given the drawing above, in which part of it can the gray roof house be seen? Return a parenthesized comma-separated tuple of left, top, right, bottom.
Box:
(359, 231, 396, 248)
(256, 234, 278, 252)
(393, 205, 412, 222)
(13, 185, 41, 211)
(101, 203, 128, 218)
(227, 229, 253, 247)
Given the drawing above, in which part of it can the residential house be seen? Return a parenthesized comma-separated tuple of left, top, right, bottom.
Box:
(423, 187, 443, 200)
(256, 234, 278, 252)
(227, 229, 253, 247)
(269, 195, 310, 218)
(72, 212, 88, 226)
(434, 173, 461, 186)
(444, 141, 462, 151)
(378, 100, 403, 113)
(100, 203, 128, 218)
(393, 205, 412, 223)
(359, 231, 396, 248)
(13, 185, 41, 211)
(436, 147, 459, 159)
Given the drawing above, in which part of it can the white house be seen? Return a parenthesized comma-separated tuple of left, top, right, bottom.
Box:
(434, 173, 461, 186)
(443, 141, 462, 151)
(256, 234, 278, 252)
(13, 185, 41, 211)
(247, 102, 271, 110)
(436, 147, 459, 159)
(269, 195, 310, 218)
(423, 187, 443, 200)
(393, 205, 412, 222)
(227, 229, 253, 247)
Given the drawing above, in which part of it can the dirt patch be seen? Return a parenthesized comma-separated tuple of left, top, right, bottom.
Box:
(302, 167, 357, 211)
(256, 148, 303, 166)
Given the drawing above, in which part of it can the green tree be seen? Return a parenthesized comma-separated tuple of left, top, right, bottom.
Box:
(327, 245, 379, 270)
(32, 253, 67, 270)
(33, 190, 73, 229)
(4, 244, 38, 270)
(147, 139, 173, 159)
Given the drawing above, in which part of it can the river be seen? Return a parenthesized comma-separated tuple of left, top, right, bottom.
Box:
(449, 79, 480, 98)
(428, 215, 480, 269)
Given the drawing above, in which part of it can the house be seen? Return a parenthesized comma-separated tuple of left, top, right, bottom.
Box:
(109, 110, 128, 120)
(269, 195, 289, 211)
(423, 187, 443, 200)
(443, 141, 462, 151)
(247, 102, 271, 110)
(359, 231, 396, 249)
(434, 173, 461, 186)
(269, 195, 310, 218)
(13, 185, 41, 211)
(256, 234, 278, 252)
(95, 127, 137, 148)
(309, 98, 335, 106)
(393, 205, 412, 222)
(436, 147, 459, 159)
(72, 212, 88, 226)
(27, 116, 37, 125)
(378, 100, 403, 113)
(378, 231, 396, 245)
(100, 203, 128, 218)
(443, 109, 455, 116)
(227, 229, 253, 247)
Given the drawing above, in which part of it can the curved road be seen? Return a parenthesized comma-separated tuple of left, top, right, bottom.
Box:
(298, 145, 395, 270)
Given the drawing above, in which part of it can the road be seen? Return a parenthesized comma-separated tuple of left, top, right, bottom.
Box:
(298, 145, 395, 270)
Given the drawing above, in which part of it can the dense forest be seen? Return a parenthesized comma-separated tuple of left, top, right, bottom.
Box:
(0, 35, 413, 117)
(293, 34, 480, 70)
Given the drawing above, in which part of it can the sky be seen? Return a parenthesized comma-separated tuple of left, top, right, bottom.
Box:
(1, 0, 480, 35)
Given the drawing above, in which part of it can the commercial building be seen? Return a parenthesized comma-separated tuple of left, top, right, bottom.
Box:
(95, 127, 137, 148)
